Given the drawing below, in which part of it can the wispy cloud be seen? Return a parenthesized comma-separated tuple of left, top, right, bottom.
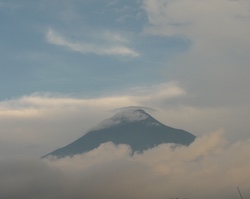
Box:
(46, 29, 140, 57)
(0, 82, 184, 119)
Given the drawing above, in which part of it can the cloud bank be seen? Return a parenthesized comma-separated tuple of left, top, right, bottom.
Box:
(1, 130, 249, 199)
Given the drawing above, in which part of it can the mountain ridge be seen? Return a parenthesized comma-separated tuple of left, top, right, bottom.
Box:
(42, 109, 196, 158)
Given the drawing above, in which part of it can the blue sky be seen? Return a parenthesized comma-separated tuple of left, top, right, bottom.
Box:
(0, 0, 190, 99)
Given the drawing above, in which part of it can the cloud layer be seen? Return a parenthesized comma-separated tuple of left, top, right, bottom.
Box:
(1, 130, 249, 199)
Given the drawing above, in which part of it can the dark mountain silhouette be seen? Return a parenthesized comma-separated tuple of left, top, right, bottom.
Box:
(42, 109, 195, 158)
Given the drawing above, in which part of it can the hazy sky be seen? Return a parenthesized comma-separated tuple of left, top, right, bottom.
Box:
(0, 1, 250, 198)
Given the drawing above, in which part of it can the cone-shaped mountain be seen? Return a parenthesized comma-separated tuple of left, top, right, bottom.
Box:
(43, 109, 195, 158)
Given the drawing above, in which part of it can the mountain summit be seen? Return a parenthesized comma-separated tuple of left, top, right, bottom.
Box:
(43, 109, 195, 158)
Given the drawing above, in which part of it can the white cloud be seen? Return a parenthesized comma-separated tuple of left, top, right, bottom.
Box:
(0, 82, 184, 119)
(43, 131, 250, 199)
(129, 82, 186, 103)
(46, 29, 140, 57)
(0, 131, 249, 199)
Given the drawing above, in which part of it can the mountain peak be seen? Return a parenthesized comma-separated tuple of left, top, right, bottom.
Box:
(43, 109, 196, 158)
(96, 109, 161, 130)
(111, 109, 149, 122)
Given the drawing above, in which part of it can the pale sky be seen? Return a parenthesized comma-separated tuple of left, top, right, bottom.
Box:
(1, 1, 250, 198)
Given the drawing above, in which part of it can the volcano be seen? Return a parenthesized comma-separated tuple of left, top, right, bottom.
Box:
(43, 109, 195, 158)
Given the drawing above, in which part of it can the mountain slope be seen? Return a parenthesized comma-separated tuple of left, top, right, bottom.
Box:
(43, 109, 196, 158)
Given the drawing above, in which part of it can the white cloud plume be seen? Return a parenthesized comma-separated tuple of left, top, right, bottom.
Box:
(1, 131, 249, 199)
(46, 29, 140, 57)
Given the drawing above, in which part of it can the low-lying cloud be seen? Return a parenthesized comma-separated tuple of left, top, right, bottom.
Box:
(1, 130, 249, 199)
